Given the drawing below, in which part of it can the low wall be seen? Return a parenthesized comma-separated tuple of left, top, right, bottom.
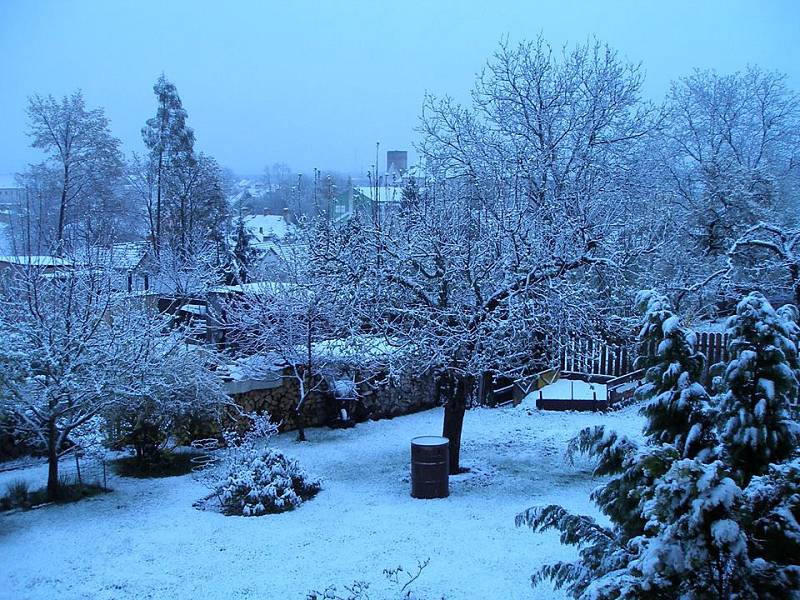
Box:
(230, 368, 438, 431)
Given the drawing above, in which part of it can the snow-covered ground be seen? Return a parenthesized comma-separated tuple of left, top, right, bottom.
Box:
(0, 404, 644, 600)
(536, 378, 608, 400)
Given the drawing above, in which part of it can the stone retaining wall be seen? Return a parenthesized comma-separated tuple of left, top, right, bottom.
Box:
(231, 367, 438, 431)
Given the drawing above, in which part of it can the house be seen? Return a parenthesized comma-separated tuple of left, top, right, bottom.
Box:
(331, 184, 404, 222)
(73, 241, 154, 293)
(0, 175, 24, 211)
(242, 212, 293, 247)
(0, 255, 73, 275)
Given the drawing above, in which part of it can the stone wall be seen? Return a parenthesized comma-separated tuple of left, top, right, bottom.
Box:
(230, 367, 438, 432)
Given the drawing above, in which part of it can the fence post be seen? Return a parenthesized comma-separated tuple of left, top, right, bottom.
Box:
(75, 451, 82, 486)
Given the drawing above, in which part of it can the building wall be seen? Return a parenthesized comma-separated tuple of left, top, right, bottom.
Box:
(386, 150, 408, 174)
(0, 188, 24, 207)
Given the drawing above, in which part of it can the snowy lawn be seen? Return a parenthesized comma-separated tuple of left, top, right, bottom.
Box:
(0, 402, 644, 600)
(537, 378, 608, 400)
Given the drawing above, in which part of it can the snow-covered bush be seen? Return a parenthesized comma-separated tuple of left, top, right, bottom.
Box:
(197, 413, 321, 516)
(218, 447, 321, 516)
(518, 291, 800, 599)
(742, 457, 800, 594)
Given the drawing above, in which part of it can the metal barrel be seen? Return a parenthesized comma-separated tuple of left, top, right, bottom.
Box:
(410, 436, 449, 499)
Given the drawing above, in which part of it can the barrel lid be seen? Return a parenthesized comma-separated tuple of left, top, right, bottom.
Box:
(411, 436, 449, 446)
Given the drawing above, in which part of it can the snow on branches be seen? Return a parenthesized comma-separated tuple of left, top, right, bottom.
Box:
(518, 291, 800, 599)
(718, 292, 800, 485)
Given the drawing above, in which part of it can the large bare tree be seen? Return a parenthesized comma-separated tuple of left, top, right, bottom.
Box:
(25, 91, 123, 253)
(311, 38, 659, 472)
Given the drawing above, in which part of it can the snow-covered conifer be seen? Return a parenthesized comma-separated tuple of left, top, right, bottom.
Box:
(742, 458, 800, 597)
(635, 290, 717, 459)
(718, 292, 799, 485)
(519, 291, 800, 599)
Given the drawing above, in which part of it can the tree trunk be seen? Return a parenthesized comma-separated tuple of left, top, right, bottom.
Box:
(295, 389, 307, 442)
(74, 450, 82, 486)
(155, 150, 163, 254)
(56, 164, 68, 255)
(179, 192, 186, 255)
(295, 411, 307, 442)
(46, 422, 59, 500)
(441, 373, 472, 475)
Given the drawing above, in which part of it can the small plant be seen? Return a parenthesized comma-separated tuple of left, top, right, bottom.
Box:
(1, 478, 108, 511)
(1, 478, 30, 510)
(218, 447, 321, 516)
(307, 559, 438, 600)
(307, 581, 370, 600)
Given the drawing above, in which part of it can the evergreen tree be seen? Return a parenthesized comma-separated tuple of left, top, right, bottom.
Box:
(142, 74, 195, 254)
(632, 459, 750, 599)
(518, 291, 800, 599)
(742, 457, 800, 596)
(718, 292, 800, 485)
(229, 214, 257, 284)
(635, 290, 717, 459)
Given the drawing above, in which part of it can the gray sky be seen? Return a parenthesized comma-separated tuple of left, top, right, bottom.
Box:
(1, 0, 799, 177)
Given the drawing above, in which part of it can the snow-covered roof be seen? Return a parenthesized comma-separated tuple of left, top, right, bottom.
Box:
(0, 255, 73, 267)
(353, 186, 403, 204)
(221, 353, 284, 387)
(67, 242, 150, 271)
(309, 334, 403, 363)
(179, 304, 207, 316)
(106, 242, 150, 270)
(243, 214, 291, 240)
(210, 280, 306, 295)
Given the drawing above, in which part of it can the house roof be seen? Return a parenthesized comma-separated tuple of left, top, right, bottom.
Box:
(71, 241, 150, 271)
(103, 242, 150, 270)
(353, 185, 403, 204)
(0, 255, 73, 267)
(210, 280, 306, 295)
(243, 214, 291, 239)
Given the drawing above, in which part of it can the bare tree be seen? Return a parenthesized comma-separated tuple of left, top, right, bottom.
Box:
(25, 91, 123, 253)
(310, 38, 658, 472)
(659, 67, 800, 257)
(224, 241, 366, 440)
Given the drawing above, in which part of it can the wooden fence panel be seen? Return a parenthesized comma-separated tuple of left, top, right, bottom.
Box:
(556, 331, 730, 380)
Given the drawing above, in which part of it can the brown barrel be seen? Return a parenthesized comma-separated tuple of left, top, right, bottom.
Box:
(411, 436, 449, 499)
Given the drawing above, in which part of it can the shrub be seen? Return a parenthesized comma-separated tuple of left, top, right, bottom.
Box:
(45, 479, 108, 504)
(1, 478, 30, 510)
(307, 559, 436, 599)
(218, 447, 321, 516)
(113, 449, 204, 478)
(1, 478, 107, 511)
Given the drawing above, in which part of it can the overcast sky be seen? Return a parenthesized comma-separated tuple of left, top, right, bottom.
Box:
(1, 0, 799, 178)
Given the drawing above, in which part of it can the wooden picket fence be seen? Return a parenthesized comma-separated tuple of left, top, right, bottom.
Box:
(695, 332, 730, 367)
(558, 331, 731, 379)
(558, 337, 635, 377)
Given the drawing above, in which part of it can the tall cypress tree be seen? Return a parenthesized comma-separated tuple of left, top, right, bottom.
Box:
(142, 74, 195, 254)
